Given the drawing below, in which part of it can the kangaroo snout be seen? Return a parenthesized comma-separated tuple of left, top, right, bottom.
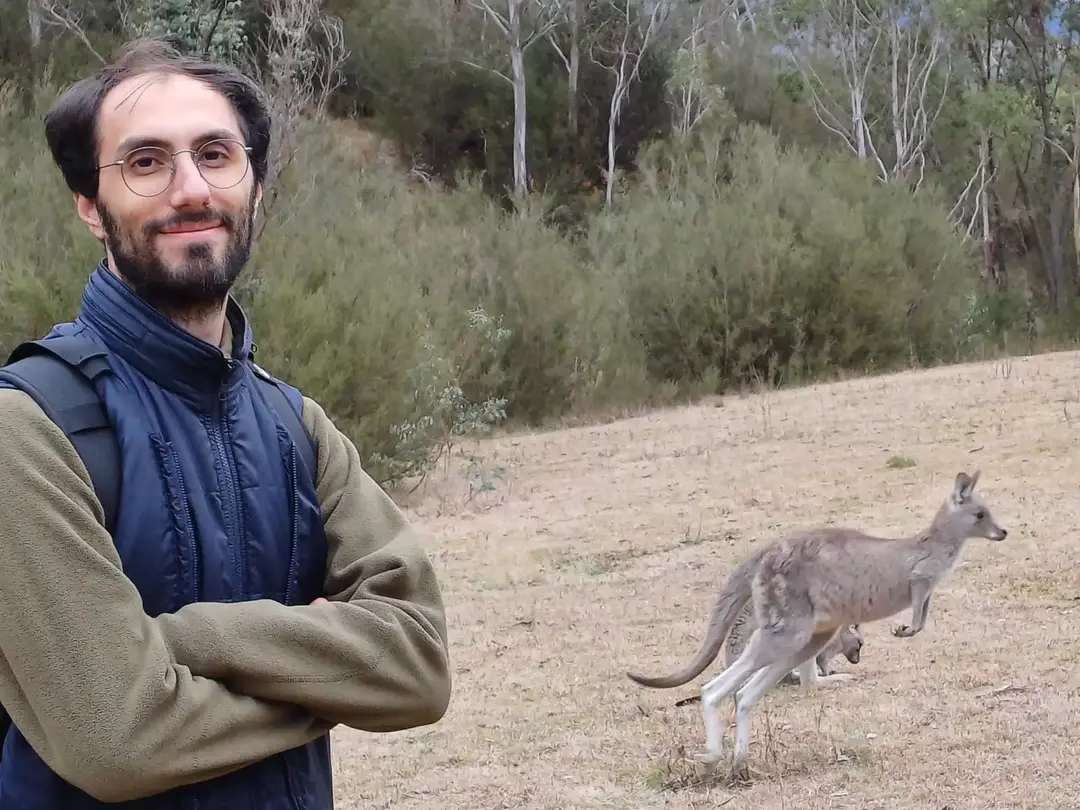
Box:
(992, 527, 1008, 541)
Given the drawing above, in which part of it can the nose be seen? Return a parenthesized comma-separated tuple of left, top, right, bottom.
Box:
(168, 151, 212, 208)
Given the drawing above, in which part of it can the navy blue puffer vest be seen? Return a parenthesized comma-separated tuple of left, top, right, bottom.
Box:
(0, 262, 334, 809)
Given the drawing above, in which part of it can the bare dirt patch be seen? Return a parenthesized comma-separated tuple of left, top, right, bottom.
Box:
(328, 350, 1080, 809)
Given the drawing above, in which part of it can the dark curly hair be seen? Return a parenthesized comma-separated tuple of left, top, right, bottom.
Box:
(43, 38, 272, 200)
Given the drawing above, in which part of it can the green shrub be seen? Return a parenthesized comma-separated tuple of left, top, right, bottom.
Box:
(244, 122, 653, 473)
(587, 123, 980, 393)
(0, 81, 100, 356)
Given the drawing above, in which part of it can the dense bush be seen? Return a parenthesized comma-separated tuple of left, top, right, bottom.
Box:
(588, 122, 980, 391)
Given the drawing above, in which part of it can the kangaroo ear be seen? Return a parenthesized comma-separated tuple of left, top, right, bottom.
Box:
(953, 470, 979, 503)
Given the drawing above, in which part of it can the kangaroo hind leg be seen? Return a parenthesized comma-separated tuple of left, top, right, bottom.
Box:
(730, 627, 836, 782)
(696, 624, 773, 771)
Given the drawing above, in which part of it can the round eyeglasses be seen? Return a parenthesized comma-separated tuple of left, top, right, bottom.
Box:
(97, 138, 253, 197)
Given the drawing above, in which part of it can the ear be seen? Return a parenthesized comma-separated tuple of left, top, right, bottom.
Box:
(75, 192, 106, 241)
(952, 470, 979, 503)
(968, 469, 981, 491)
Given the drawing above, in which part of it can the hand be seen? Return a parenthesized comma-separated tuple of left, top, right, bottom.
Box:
(311, 598, 328, 606)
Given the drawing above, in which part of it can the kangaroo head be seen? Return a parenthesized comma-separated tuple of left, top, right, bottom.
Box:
(839, 624, 863, 664)
(944, 470, 1008, 542)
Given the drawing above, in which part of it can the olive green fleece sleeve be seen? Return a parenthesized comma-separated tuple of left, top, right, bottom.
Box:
(0, 388, 335, 804)
(155, 395, 452, 732)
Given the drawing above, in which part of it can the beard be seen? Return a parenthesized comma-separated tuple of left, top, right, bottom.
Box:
(97, 188, 256, 323)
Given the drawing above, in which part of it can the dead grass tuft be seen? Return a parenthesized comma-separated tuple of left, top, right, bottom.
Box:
(327, 349, 1080, 809)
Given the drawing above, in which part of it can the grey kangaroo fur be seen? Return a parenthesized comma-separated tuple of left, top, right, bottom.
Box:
(625, 470, 1007, 782)
(724, 601, 864, 686)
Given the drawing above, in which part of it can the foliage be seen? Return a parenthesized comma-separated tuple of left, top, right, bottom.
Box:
(592, 120, 979, 390)
(4, 0, 1080, 490)
(127, 0, 250, 64)
(366, 308, 512, 487)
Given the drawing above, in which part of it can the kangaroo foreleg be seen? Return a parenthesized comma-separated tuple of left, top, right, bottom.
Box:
(892, 579, 933, 638)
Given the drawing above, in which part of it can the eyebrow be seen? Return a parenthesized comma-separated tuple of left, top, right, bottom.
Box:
(111, 128, 242, 159)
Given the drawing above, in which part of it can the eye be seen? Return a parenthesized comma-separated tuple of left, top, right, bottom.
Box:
(125, 147, 168, 174)
(200, 147, 229, 166)
(974, 510, 986, 520)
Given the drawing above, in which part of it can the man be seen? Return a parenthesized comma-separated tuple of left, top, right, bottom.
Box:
(0, 38, 451, 809)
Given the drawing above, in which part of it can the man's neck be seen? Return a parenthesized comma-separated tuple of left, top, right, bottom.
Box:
(141, 295, 229, 350)
(172, 306, 228, 351)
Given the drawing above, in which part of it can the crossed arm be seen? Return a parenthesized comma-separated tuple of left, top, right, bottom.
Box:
(0, 389, 451, 802)
(156, 395, 452, 731)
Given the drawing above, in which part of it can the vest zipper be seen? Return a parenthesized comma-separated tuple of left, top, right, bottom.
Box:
(211, 361, 247, 600)
(284, 443, 300, 605)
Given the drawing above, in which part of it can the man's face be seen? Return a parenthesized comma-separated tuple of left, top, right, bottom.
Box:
(76, 71, 261, 317)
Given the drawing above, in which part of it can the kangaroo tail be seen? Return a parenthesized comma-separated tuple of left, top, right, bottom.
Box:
(625, 552, 759, 690)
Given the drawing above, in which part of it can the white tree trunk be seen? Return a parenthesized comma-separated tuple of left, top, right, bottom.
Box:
(28, 0, 43, 50)
(568, 0, 580, 135)
(509, 0, 529, 198)
(466, 0, 564, 200)
(597, 0, 666, 205)
(606, 90, 619, 204)
(1073, 100, 1080, 285)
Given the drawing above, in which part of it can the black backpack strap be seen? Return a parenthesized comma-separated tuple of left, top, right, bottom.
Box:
(249, 362, 318, 479)
(0, 336, 120, 533)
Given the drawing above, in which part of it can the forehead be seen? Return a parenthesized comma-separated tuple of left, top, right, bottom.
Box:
(97, 71, 244, 159)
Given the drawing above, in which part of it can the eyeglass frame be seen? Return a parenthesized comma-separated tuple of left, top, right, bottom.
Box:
(96, 137, 254, 198)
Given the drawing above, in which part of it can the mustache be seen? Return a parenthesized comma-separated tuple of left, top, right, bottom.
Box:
(145, 209, 238, 236)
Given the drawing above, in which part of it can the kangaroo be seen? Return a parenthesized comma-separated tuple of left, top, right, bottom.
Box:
(625, 470, 1007, 782)
(725, 601, 864, 687)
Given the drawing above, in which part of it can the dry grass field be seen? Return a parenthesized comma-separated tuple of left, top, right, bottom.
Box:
(328, 350, 1080, 810)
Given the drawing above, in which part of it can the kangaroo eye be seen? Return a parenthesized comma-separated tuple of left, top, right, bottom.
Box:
(974, 510, 986, 520)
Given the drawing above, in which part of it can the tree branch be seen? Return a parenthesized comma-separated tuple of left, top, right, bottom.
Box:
(38, 0, 105, 64)
(460, 59, 515, 85)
